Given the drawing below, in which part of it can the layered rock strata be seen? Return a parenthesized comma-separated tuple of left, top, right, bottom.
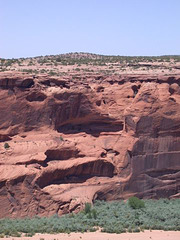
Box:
(0, 71, 179, 217)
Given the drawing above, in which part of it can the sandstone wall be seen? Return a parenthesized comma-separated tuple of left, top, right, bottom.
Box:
(0, 72, 179, 217)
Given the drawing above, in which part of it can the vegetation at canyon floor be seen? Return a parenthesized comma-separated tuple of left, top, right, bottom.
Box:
(0, 198, 179, 237)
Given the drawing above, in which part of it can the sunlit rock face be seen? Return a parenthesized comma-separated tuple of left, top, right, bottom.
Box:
(0, 71, 179, 218)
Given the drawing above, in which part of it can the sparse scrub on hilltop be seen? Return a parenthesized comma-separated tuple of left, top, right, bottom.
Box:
(0, 53, 180, 74)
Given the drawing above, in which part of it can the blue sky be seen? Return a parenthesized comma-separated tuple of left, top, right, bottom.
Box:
(1, 0, 180, 58)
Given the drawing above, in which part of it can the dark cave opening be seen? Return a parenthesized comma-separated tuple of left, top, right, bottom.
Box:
(57, 121, 124, 136)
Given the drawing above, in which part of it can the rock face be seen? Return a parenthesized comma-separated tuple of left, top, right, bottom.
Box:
(0, 71, 180, 218)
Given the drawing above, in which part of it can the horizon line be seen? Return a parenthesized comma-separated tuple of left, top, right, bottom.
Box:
(1, 52, 180, 60)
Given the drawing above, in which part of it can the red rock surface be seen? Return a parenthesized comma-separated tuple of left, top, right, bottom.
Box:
(0, 71, 180, 218)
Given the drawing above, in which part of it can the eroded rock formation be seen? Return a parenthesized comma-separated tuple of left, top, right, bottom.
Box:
(0, 71, 179, 218)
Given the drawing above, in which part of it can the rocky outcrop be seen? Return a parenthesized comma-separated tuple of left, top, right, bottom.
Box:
(0, 72, 34, 88)
(0, 71, 179, 218)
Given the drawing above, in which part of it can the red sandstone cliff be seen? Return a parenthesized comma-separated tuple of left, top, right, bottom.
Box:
(0, 71, 179, 218)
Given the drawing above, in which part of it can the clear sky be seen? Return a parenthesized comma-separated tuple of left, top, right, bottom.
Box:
(1, 0, 180, 58)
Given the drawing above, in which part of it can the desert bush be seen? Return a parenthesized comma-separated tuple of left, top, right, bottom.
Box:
(59, 135, 64, 141)
(0, 199, 179, 236)
(91, 209, 97, 219)
(4, 142, 10, 149)
(84, 202, 92, 214)
(128, 197, 145, 209)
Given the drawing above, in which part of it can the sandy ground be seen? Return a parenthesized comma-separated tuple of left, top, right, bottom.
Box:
(1, 231, 180, 240)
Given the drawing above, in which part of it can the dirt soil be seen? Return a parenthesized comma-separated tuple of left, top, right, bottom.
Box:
(1, 231, 180, 240)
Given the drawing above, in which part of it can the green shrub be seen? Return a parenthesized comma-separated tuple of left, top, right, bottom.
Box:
(0, 199, 179, 236)
(4, 142, 10, 149)
(91, 209, 97, 219)
(11, 231, 21, 237)
(25, 232, 35, 237)
(59, 135, 64, 141)
(84, 202, 91, 214)
(128, 197, 145, 209)
(133, 227, 140, 232)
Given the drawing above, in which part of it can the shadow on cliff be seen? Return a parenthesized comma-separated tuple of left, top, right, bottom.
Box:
(57, 121, 124, 136)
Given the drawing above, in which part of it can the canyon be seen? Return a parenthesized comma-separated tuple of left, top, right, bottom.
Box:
(0, 69, 180, 218)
